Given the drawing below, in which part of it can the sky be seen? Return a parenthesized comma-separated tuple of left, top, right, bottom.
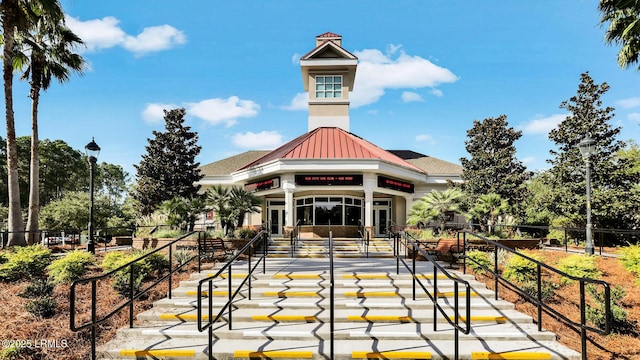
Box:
(5, 1, 640, 178)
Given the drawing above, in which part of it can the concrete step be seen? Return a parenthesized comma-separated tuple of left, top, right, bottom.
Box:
(101, 337, 580, 359)
(115, 321, 559, 341)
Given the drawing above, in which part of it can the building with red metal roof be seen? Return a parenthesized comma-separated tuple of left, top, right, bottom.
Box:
(198, 33, 462, 238)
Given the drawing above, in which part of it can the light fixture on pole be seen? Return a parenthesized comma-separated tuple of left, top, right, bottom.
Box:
(578, 136, 596, 255)
(85, 138, 100, 254)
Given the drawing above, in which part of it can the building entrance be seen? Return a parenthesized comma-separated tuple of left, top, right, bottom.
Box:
(268, 205, 285, 237)
(373, 200, 392, 237)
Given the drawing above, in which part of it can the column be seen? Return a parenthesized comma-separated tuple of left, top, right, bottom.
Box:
(363, 174, 376, 238)
(404, 195, 414, 226)
(282, 177, 296, 237)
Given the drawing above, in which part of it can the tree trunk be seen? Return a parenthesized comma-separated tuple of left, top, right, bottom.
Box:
(26, 72, 42, 245)
(2, 2, 26, 247)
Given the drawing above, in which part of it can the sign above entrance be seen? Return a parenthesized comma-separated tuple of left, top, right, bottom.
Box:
(244, 177, 280, 192)
(295, 175, 363, 186)
(378, 176, 414, 193)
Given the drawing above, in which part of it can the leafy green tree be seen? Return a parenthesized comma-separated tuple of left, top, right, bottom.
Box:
(39, 191, 112, 230)
(230, 187, 262, 228)
(15, 4, 85, 244)
(407, 188, 463, 234)
(460, 115, 530, 219)
(2, 0, 65, 246)
(545, 72, 635, 232)
(96, 163, 129, 207)
(132, 108, 203, 215)
(599, 0, 640, 70)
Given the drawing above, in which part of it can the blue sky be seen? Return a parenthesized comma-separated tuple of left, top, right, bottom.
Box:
(6, 1, 640, 177)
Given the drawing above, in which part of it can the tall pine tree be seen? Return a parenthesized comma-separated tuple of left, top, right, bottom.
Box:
(460, 114, 530, 219)
(133, 108, 203, 215)
(546, 72, 635, 231)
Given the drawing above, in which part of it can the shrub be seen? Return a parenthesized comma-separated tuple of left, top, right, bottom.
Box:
(520, 280, 558, 303)
(47, 250, 96, 284)
(133, 249, 170, 274)
(173, 250, 194, 268)
(502, 251, 543, 284)
(586, 284, 636, 334)
(112, 271, 145, 297)
(25, 296, 57, 318)
(19, 278, 54, 298)
(619, 244, 640, 283)
(556, 254, 601, 285)
(0, 245, 52, 281)
(153, 229, 183, 239)
(237, 228, 258, 239)
(466, 250, 492, 275)
(0, 252, 7, 265)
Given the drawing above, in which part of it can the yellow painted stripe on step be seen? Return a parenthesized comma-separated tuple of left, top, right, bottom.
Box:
(273, 274, 323, 279)
(352, 351, 432, 359)
(120, 349, 196, 357)
(252, 315, 317, 322)
(264, 291, 320, 297)
(159, 313, 204, 321)
(471, 352, 552, 359)
(436, 291, 478, 297)
(347, 315, 413, 322)
(185, 290, 229, 296)
(235, 350, 313, 358)
(447, 315, 507, 323)
(219, 273, 248, 278)
(344, 291, 398, 297)
(341, 274, 451, 280)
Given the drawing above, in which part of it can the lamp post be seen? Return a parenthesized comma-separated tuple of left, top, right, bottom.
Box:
(85, 138, 100, 254)
(578, 136, 596, 255)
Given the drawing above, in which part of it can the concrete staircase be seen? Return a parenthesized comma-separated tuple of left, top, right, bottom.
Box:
(99, 258, 580, 359)
(268, 237, 395, 258)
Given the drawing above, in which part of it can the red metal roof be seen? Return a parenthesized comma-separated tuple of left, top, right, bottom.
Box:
(238, 127, 425, 173)
(316, 32, 341, 38)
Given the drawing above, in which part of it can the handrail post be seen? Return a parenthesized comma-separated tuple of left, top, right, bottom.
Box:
(228, 264, 233, 329)
(198, 231, 202, 273)
(91, 281, 97, 360)
(537, 264, 542, 331)
(169, 244, 173, 299)
(329, 230, 334, 360)
(412, 239, 416, 301)
(580, 281, 587, 360)
(494, 244, 499, 301)
(433, 265, 438, 332)
(129, 264, 134, 328)
(263, 232, 267, 274)
(248, 243, 253, 300)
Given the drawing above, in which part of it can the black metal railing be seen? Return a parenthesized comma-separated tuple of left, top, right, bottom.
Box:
(461, 230, 612, 360)
(196, 230, 269, 360)
(328, 227, 335, 360)
(394, 232, 472, 359)
(290, 219, 301, 257)
(70, 231, 204, 360)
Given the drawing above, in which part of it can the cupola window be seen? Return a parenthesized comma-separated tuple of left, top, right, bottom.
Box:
(315, 75, 342, 99)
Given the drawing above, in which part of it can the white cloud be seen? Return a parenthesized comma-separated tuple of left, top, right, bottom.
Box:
(186, 96, 260, 127)
(350, 48, 458, 108)
(291, 53, 301, 65)
(65, 15, 186, 56)
(141, 103, 179, 124)
(283, 45, 457, 110)
(521, 156, 536, 165)
(401, 91, 424, 103)
(521, 114, 566, 135)
(281, 92, 308, 111)
(232, 131, 284, 149)
(628, 112, 640, 121)
(429, 89, 443, 97)
(415, 134, 432, 142)
(616, 97, 640, 109)
(123, 25, 186, 56)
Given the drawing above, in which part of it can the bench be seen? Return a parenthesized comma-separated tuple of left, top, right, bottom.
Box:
(423, 238, 465, 268)
(198, 238, 233, 262)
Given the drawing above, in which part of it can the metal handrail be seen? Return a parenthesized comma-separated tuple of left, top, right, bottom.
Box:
(461, 230, 611, 360)
(396, 232, 472, 360)
(69, 231, 203, 360)
(329, 228, 335, 360)
(196, 230, 269, 360)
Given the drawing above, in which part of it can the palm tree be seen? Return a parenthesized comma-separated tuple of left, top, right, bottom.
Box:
(16, 6, 85, 244)
(599, 0, 640, 70)
(2, 0, 63, 246)
(408, 188, 463, 234)
(230, 186, 262, 229)
(469, 193, 510, 234)
(206, 185, 234, 236)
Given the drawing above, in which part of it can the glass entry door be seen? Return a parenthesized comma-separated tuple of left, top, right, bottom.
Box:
(269, 207, 285, 237)
(373, 206, 390, 237)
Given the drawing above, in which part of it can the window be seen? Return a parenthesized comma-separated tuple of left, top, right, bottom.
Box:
(295, 196, 362, 226)
(315, 75, 342, 99)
